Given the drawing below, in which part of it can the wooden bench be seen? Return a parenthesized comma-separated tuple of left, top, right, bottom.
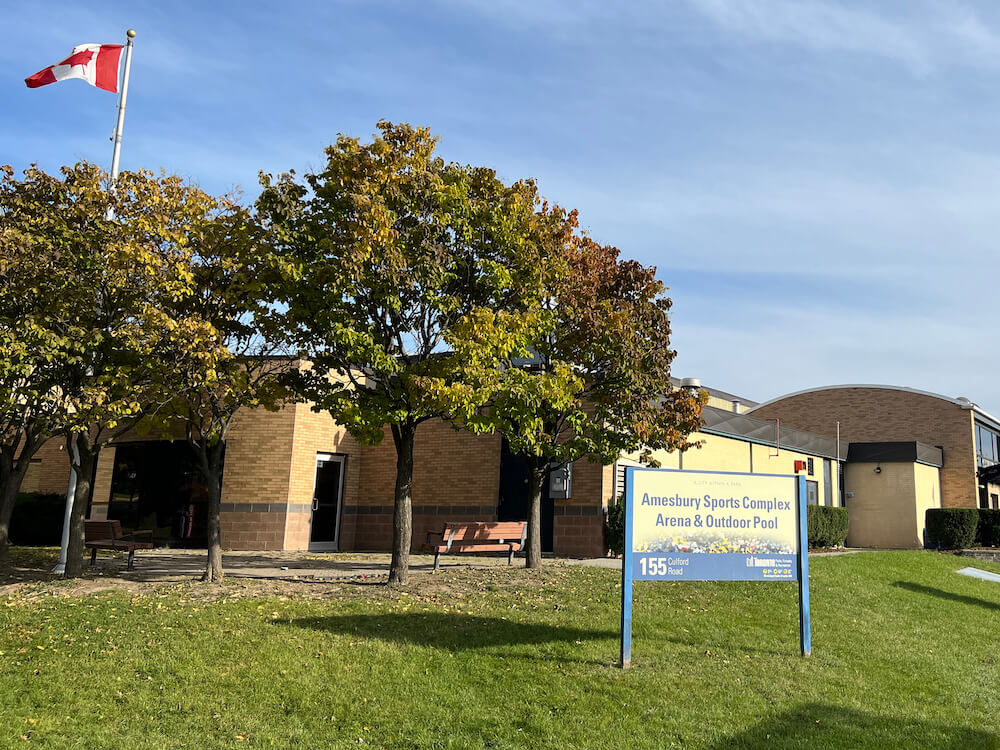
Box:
(422, 521, 527, 570)
(84, 519, 153, 571)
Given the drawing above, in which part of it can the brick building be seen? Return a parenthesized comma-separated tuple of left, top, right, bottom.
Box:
(749, 385, 997, 546)
(23, 378, 854, 558)
(25, 401, 612, 558)
(29, 379, 982, 555)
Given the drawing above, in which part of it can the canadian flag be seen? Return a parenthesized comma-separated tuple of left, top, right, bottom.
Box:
(25, 44, 123, 93)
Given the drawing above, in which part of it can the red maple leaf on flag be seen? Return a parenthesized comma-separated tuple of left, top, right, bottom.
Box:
(60, 49, 95, 68)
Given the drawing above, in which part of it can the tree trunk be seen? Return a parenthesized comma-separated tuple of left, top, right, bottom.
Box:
(64, 437, 97, 579)
(201, 442, 225, 582)
(0, 460, 28, 562)
(526, 461, 546, 569)
(0, 431, 45, 560)
(388, 422, 416, 586)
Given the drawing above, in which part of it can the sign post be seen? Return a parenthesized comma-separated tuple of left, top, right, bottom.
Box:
(796, 474, 811, 656)
(620, 468, 811, 667)
(621, 469, 635, 669)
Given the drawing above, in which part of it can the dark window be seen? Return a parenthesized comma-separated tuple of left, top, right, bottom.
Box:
(823, 460, 832, 506)
(108, 441, 210, 546)
(977, 424, 999, 466)
(806, 480, 819, 505)
(499, 438, 553, 552)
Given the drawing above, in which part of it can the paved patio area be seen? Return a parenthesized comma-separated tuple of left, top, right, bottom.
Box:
(83, 547, 860, 582)
(88, 549, 553, 581)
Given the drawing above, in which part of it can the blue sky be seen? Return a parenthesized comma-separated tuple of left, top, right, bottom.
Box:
(5, 1, 1000, 412)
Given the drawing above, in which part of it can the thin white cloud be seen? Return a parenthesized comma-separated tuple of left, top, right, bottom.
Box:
(686, 0, 928, 70)
(545, 142, 1000, 284)
(685, 0, 1000, 73)
(445, 0, 1000, 75)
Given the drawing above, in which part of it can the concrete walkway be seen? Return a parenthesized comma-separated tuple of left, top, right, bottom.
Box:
(95, 549, 528, 582)
(92, 547, 862, 582)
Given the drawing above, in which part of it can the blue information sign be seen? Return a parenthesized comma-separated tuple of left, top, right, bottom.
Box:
(620, 468, 810, 668)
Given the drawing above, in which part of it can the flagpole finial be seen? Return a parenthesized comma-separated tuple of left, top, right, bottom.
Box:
(126, 29, 136, 38)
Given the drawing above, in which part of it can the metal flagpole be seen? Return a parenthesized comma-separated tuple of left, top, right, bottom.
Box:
(52, 437, 80, 575)
(54, 29, 136, 574)
(109, 29, 136, 181)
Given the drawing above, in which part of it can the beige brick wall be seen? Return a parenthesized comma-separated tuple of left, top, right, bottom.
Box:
(20, 461, 42, 494)
(914, 461, 943, 543)
(17, 399, 609, 557)
(625, 432, 841, 508)
(345, 424, 613, 557)
(358, 421, 502, 509)
(284, 401, 366, 550)
(551, 458, 607, 558)
(89, 446, 116, 520)
(24, 438, 71, 495)
(346, 420, 503, 551)
(219, 405, 298, 549)
(844, 461, 941, 548)
(219, 510, 287, 550)
(221, 406, 297, 506)
(682, 432, 752, 472)
(751, 388, 976, 509)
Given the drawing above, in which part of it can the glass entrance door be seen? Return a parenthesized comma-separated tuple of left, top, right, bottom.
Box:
(309, 454, 345, 550)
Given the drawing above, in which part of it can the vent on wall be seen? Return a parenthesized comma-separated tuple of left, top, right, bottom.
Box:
(613, 461, 643, 499)
(614, 463, 627, 499)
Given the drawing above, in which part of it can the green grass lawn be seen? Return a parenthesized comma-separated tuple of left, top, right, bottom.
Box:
(1, 550, 999, 749)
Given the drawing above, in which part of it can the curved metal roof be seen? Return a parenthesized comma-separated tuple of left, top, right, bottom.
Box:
(750, 384, 1000, 431)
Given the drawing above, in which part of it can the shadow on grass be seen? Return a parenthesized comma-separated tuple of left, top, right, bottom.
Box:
(709, 703, 996, 750)
(0, 547, 60, 585)
(892, 581, 1000, 611)
(282, 612, 617, 652)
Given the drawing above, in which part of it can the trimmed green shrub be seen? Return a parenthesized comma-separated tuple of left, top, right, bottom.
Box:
(9, 492, 65, 546)
(976, 509, 1000, 547)
(605, 494, 625, 557)
(925, 508, 979, 550)
(806, 505, 849, 548)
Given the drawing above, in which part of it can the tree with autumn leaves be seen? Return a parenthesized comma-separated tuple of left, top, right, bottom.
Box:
(166, 202, 294, 582)
(0, 163, 220, 574)
(0, 163, 289, 580)
(0, 164, 77, 560)
(451, 232, 705, 567)
(259, 121, 563, 585)
(1, 123, 699, 583)
(263, 121, 702, 582)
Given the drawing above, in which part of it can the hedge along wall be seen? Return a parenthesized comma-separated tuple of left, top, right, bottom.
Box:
(9, 493, 65, 546)
(806, 505, 849, 548)
(925, 508, 979, 549)
(975, 509, 1000, 547)
(604, 494, 625, 557)
(605, 498, 851, 552)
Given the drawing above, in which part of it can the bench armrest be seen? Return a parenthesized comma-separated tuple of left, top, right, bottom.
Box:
(425, 530, 444, 545)
(121, 530, 153, 541)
